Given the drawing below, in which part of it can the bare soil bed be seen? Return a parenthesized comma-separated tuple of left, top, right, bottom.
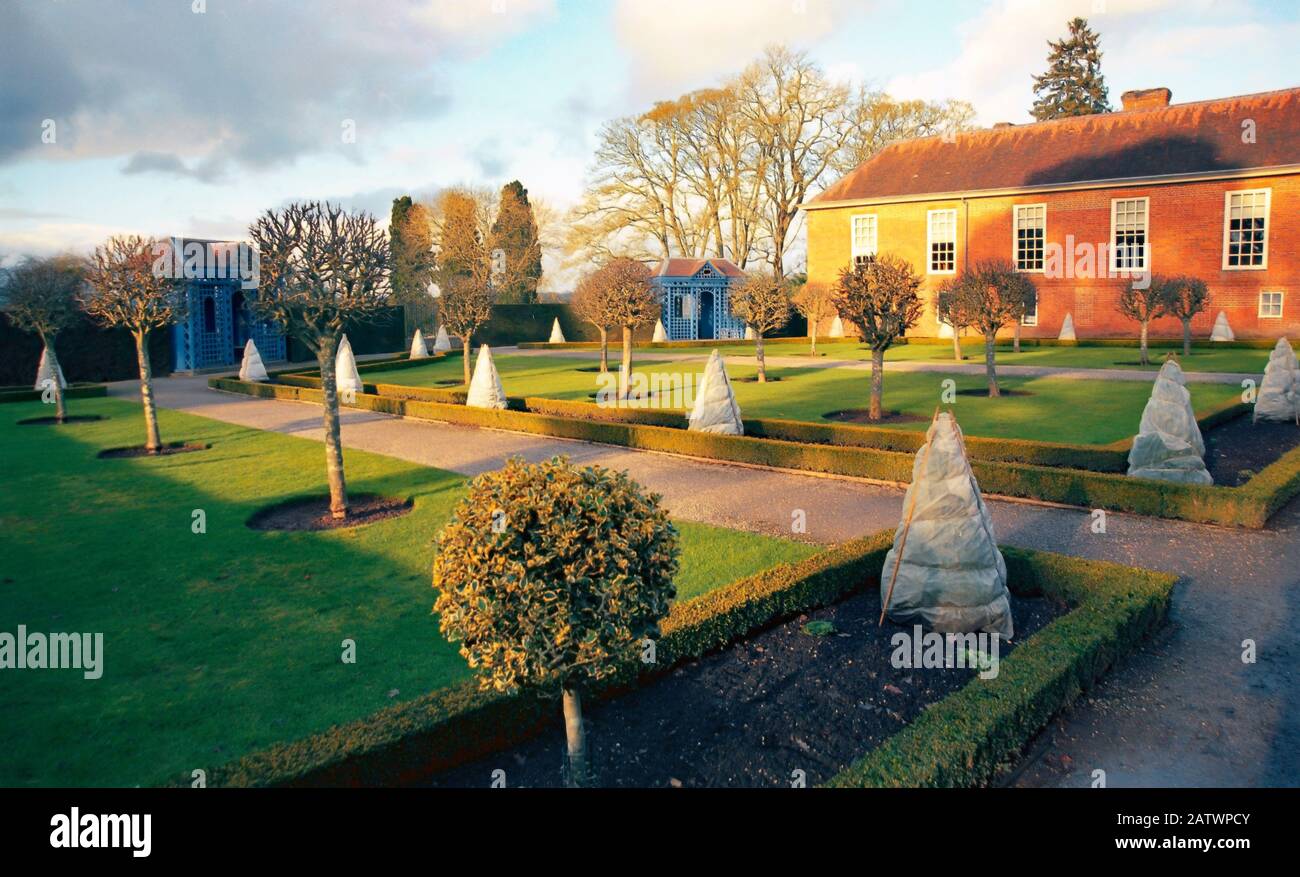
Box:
(97, 441, 208, 459)
(1204, 413, 1300, 486)
(427, 589, 1064, 788)
(824, 409, 928, 425)
(246, 494, 413, 532)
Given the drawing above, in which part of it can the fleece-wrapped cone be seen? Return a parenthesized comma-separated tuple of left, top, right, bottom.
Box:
(548, 318, 565, 344)
(1058, 313, 1076, 341)
(1127, 360, 1212, 484)
(409, 329, 430, 359)
(652, 319, 667, 342)
(335, 334, 363, 397)
(34, 346, 67, 390)
(433, 325, 452, 353)
(687, 350, 743, 435)
(466, 344, 508, 409)
(828, 315, 845, 338)
(881, 411, 1013, 638)
(937, 321, 954, 339)
(238, 339, 269, 382)
(1209, 311, 1235, 342)
(1254, 337, 1299, 423)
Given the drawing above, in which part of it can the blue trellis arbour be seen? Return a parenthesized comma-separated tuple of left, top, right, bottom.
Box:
(649, 257, 745, 341)
(168, 239, 285, 372)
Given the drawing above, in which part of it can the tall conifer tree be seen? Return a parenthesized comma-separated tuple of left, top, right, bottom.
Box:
(1031, 18, 1111, 121)
(489, 180, 543, 304)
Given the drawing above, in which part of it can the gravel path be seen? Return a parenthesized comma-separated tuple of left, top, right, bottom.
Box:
(111, 374, 1300, 787)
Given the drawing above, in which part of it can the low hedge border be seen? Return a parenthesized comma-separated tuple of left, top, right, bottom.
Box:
(0, 383, 108, 403)
(191, 532, 896, 787)
(211, 376, 1298, 527)
(826, 548, 1175, 787)
(521, 336, 1279, 351)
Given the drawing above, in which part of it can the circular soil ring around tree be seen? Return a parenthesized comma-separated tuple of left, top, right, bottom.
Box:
(954, 387, 1034, 397)
(435, 379, 463, 386)
(247, 493, 414, 532)
(823, 409, 928, 425)
(97, 441, 210, 459)
(735, 375, 785, 383)
(17, 415, 107, 426)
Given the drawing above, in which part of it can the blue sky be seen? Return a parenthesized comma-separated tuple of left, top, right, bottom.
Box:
(2, 0, 1297, 284)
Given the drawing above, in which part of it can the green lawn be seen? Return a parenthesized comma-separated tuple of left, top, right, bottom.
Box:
(0, 398, 815, 786)
(633, 339, 1273, 374)
(361, 354, 1243, 446)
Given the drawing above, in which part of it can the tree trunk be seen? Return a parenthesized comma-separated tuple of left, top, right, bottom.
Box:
(620, 325, 633, 400)
(318, 339, 350, 520)
(462, 338, 472, 386)
(1140, 321, 1150, 366)
(562, 688, 587, 787)
(952, 329, 963, 362)
(43, 336, 66, 423)
(869, 347, 885, 421)
(1013, 320, 1022, 354)
(984, 332, 1000, 398)
(598, 327, 608, 373)
(135, 329, 162, 453)
(755, 334, 766, 382)
(809, 318, 817, 357)
(1182, 319, 1192, 357)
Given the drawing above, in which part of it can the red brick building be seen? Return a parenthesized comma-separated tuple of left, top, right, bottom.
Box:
(803, 87, 1300, 340)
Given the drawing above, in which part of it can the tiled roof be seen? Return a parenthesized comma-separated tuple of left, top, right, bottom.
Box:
(653, 257, 745, 278)
(809, 87, 1300, 206)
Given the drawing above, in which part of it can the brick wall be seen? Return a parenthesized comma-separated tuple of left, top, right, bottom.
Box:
(805, 173, 1300, 340)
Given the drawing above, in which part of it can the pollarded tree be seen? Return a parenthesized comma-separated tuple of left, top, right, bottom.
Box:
(1155, 274, 1209, 357)
(590, 258, 658, 400)
(951, 260, 1036, 398)
(438, 273, 495, 385)
(1005, 272, 1038, 355)
(834, 253, 923, 421)
(571, 268, 611, 373)
(83, 235, 186, 452)
(731, 272, 792, 382)
(791, 279, 835, 357)
(248, 201, 392, 520)
(934, 285, 975, 362)
(1117, 280, 1170, 367)
(433, 456, 678, 786)
(2, 255, 84, 423)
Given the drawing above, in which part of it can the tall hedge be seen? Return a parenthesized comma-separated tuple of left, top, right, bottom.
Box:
(0, 312, 172, 385)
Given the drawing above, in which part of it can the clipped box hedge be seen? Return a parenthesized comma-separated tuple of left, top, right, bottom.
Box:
(211, 376, 1297, 527)
(193, 533, 896, 787)
(826, 548, 1175, 787)
(0, 383, 108, 404)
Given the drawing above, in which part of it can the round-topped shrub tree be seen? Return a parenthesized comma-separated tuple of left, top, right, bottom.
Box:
(432, 456, 679, 786)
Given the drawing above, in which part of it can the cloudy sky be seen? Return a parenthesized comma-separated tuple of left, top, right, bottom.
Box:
(2, 0, 1297, 280)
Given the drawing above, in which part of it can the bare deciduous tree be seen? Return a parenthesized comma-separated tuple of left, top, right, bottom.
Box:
(83, 235, 185, 451)
(834, 254, 923, 421)
(248, 202, 392, 519)
(438, 274, 495, 385)
(1117, 280, 1169, 367)
(731, 272, 792, 382)
(792, 279, 836, 357)
(951, 260, 1037, 397)
(1155, 274, 1209, 357)
(571, 269, 612, 373)
(586, 258, 658, 400)
(934, 286, 974, 362)
(2, 255, 85, 422)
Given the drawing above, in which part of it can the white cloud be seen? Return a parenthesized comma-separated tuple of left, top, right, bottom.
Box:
(613, 0, 866, 96)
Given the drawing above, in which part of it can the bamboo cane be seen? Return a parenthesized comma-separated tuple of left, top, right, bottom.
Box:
(879, 406, 941, 626)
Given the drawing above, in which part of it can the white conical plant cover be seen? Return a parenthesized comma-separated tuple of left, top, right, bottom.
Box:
(1127, 364, 1212, 484)
(409, 328, 430, 359)
(937, 320, 954, 339)
(34, 346, 67, 390)
(1058, 313, 1076, 341)
(652, 319, 667, 342)
(1156, 357, 1185, 387)
(548, 318, 566, 344)
(433, 324, 452, 352)
(881, 411, 1013, 637)
(744, 325, 756, 340)
(466, 344, 508, 409)
(335, 334, 363, 397)
(238, 338, 269, 382)
(686, 349, 743, 435)
(828, 315, 845, 338)
(1254, 337, 1299, 423)
(1209, 311, 1235, 342)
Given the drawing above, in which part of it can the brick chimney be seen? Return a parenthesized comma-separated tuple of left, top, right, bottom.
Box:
(1120, 88, 1172, 111)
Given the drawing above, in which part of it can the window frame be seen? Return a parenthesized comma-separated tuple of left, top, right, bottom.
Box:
(1012, 203, 1047, 274)
(1109, 196, 1150, 275)
(1222, 188, 1270, 271)
(1258, 290, 1284, 319)
(849, 213, 878, 267)
(1021, 289, 1039, 327)
(927, 208, 958, 275)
